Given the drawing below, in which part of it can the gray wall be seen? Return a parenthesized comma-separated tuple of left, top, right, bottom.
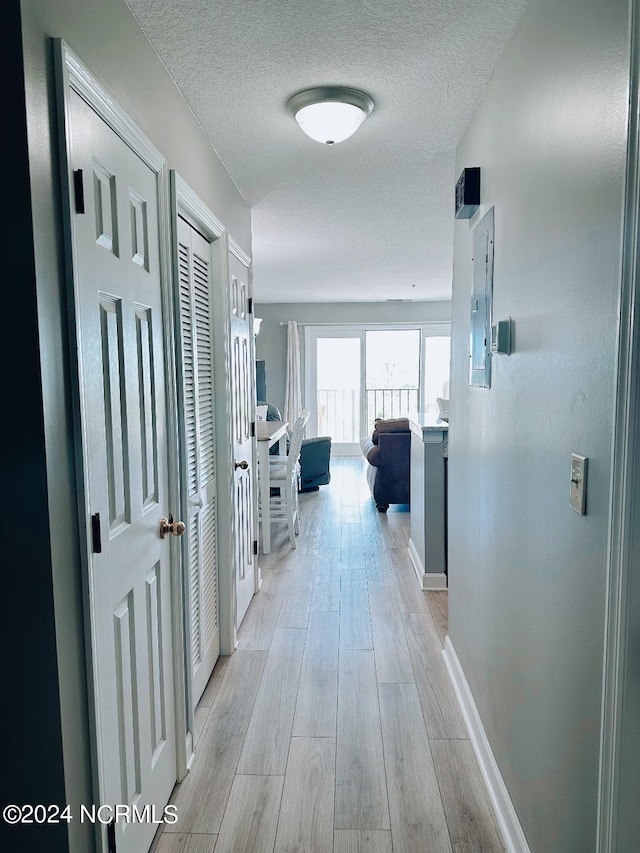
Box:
(255, 301, 451, 416)
(448, 0, 629, 850)
(16, 1, 251, 850)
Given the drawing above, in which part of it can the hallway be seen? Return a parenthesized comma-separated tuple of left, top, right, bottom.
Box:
(152, 458, 504, 852)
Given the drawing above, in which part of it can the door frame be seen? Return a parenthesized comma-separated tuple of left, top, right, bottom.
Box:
(171, 172, 254, 658)
(597, 0, 640, 848)
(54, 39, 189, 819)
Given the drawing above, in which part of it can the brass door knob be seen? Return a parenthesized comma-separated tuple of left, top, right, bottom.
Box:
(160, 514, 186, 539)
(234, 460, 249, 470)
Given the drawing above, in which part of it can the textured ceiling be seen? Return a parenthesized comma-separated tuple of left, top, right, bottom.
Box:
(125, 0, 528, 302)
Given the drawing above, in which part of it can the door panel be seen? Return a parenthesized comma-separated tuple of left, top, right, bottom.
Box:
(176, 216, 220, 705)
(229, 250, 256, 627)
(69, 90, 176, 853)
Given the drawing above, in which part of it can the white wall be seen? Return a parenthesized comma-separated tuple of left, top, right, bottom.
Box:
(255, 301, 451, 416)
(448, 0, 630, 850)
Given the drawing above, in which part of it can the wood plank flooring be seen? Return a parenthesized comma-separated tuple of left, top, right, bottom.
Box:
(152, 458, 504, 853)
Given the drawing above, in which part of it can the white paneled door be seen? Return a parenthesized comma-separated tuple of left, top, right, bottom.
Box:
(176, 216, 220, 704)
(228, 248, 257, 628)
(68, 89, 176, 853)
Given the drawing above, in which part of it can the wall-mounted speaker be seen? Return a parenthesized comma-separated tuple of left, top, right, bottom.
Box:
(455, 167, 481, 219)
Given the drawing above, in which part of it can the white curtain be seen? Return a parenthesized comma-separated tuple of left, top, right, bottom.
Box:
(284, 320, 302, 424)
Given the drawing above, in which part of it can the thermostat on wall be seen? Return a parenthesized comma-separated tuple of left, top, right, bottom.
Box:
(490, 318, 512, 355)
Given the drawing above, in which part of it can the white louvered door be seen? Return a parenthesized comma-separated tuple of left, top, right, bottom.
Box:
(177, 216, 220, 704)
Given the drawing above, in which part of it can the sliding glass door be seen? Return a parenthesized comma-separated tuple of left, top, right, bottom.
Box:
(423, 335, 451, 415)
(307, 328, 364, 455)
(306, 324, 450, 455)
(365, 329, 420, 430)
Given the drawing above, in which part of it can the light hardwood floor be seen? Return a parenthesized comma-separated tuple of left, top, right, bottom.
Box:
(152, 458, 503, 853)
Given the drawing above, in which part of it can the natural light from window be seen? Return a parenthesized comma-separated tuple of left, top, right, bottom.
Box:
(424, 336, 451, 415)
(309, 325, 451, 451)
(317, 337, 361, 442)
(366, 330, 420, 430)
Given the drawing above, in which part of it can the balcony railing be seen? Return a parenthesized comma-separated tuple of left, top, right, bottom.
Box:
(317, 388, 419, 443)
(366, 388, 418, 428)
(317, 389, 361, 443)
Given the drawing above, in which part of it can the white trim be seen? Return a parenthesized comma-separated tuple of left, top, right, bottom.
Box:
(408, 537, 423, 577)
(174, 173, 225, 239)
(159, 161, 190, 784)
(443, 637, 531, 853)
(54, 37, 188, 815)
(407, 539, 447, 589)
(597, 0, 640, 848)
(61, 41, 166, 172)
(229, 235, 251, 267)
(185, 731, 195, 771)
(285, 320, 452, 329)
(300, 321, 451, 331)
(54, 39, 102, 836)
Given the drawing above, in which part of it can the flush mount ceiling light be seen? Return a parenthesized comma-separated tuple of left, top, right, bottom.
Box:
(287, 86, 374, 145)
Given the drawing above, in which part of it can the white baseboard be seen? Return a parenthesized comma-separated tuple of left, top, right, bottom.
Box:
(408, 538, 424, 577)
(185, 732, 195, 774)
(408, 540, 448, 590)
(443, 637, 531, 853)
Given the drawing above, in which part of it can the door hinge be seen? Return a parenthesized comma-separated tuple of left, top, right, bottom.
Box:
(91, 513, 102, 554)
(251, 421, 256, 437)
(253, 539, 258, 556)
(73, 169, 85, 214)
(248, 297, 253, 314)
(107, 817, 117, 853)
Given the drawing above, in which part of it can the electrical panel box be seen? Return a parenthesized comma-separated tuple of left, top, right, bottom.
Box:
(470, 207, 494, 388)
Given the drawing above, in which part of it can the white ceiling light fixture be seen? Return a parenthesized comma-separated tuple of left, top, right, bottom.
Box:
(287, 86, 375, 145)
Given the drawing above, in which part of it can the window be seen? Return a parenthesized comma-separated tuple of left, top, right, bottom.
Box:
(365, 329, 420, 430)
(423, 336, 451, 415)
(306, 324, 450, 454)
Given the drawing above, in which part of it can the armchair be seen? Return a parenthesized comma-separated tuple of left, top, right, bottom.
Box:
(299, 436, 331, 492)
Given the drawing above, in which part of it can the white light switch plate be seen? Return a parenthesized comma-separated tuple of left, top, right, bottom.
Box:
(570, 453, 588, 515)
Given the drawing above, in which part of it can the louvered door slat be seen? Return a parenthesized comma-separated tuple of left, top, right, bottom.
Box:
(177, 216, 220, 708)
(200, 500, 218, 650)
(193, 251, 215, 485)
(188, 516, 201, 666)
(178, 240, 198, 497)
